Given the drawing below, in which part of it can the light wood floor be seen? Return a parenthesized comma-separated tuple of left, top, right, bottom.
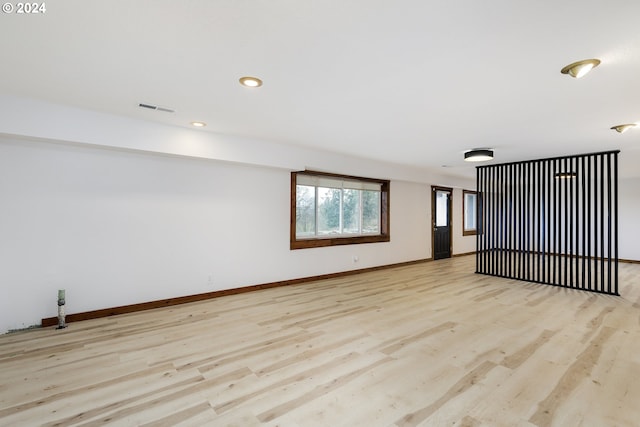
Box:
(2, 255, 640, 427)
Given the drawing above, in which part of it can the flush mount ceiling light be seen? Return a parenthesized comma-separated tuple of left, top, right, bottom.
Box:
(464, 149, 494, 162)
(555, 171, 577, 179)
(560, 59, 601, 78)
(610, 123, 636, 133)
(190, 121, 206, 127)
(239, 76, 263, 87)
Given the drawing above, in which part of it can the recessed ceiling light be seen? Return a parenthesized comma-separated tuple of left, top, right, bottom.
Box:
(464, 149, 494, 162)
(560, 59, 601, 78)
(239, 76, 263, 88)
(610, 123, 636, 133)
(190, 121, 206, 127)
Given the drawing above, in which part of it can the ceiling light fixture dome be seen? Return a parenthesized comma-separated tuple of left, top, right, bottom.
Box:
(190, 121, 206, 127)
(560, 59, 601, 78)
(464, 149, 494, 162)
(239, 76, 263, 87)
(555, 171, 577, 179)
(610, 123, 636, 133)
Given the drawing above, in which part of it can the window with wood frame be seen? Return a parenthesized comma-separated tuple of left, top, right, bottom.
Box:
(291, 171, 390, 249)
(463, 189, 478, 236)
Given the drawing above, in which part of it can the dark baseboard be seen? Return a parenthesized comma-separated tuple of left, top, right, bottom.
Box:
(453, 251, 476, 257)
(41, 258, 432, 327)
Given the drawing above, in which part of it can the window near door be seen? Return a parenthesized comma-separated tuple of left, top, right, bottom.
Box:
(463, 190, 477, 236)
(291, 171, 390, 249)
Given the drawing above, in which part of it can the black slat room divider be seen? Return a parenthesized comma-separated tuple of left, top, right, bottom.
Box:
(476, 150, 620, 295)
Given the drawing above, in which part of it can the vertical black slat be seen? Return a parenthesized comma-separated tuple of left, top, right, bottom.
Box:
(593, 154, 599, 292)
(556, 158, 561, 286)
(524, 161, 530, 281)
(536, 160, 542, 283)
(561, 157, 569, 286)
(503, 164, 507, 276)
(483, 166, 489, 274)
(606, 153, 612, 294)
(478, 167, 484, 273)
(512, 163, 517, 278)
(577, 156, 582, 289)
(476, 166, 480, 272)
(500, 165, 509, 277)
(483, 167, 488, 274)
(524, 161, 529, 281)
(489, 166, 494, 275)
(575, 156, 581, 288)
(486, 165, 490, 274)
(496, 165, 500, 275)
(528, 160, 534, 281)
(614, 152, 619, 295)
(558, 157, 564, 286)
(529, 161, 534, 281)
(586, 155, 592, 291)
(485, 166, 490, 274)
(515, 162, 519, 279)
(547, 159, 552, 284)
(493, 165, 499, 276)
(487, 167, 495, 274)
(556, 158, 562, 286)
(477, 166, 482, 273)
(476, 167, 483, 273)
(550, 159, 556, 284)
(511, 162, 516, 278)
(518, 162, 523, 280)
(600, 154, 605, 292)
(492, 166, 497, 276)
(522, 163, 529, 280)
(575, 156, 580, 289)
(483, 166, 488, 274)
(530, 160, 535, 281)
(613, 152, 619, 295)
(581, 156, 586, 289)
(539, 160, 545, 282)
(541, 161, 549, 282)
(496, 166, 504, 276)
(569, 156, 578, 289)
(504, 163, 509, 276)
(525, 162, 533, 280)
(505, 163, 510, 276)
(507, 163, 512, 277)
(575, 156, 581, 289)
(568, 156, 574, 288)
(538, 160, 543, 282)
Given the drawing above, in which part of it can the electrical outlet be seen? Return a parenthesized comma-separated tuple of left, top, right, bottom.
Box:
(353, 255, 359, 263)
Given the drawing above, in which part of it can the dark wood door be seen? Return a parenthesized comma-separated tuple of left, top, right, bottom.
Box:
(433, 187, 452, 260)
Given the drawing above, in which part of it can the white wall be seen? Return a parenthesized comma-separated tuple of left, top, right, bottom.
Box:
(0, 137, 432, 333)
(619, 177, 640, 261)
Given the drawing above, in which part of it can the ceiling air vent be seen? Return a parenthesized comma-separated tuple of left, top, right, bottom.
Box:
(138, 103, 175, 113)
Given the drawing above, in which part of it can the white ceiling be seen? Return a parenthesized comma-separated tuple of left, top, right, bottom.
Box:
(2, 0, 640, 179)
